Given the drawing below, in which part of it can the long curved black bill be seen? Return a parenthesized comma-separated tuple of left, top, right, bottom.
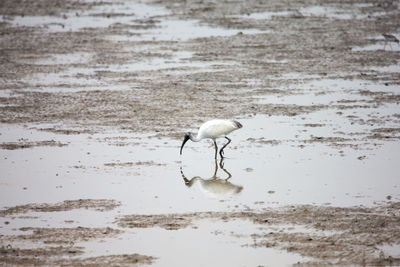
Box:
(180, 134, 190, 155)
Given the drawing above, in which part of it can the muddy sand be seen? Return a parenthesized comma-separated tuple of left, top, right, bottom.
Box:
(1, 0, 400, 266)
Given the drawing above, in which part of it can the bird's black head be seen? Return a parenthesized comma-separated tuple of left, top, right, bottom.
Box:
(180, 133, 191, 155)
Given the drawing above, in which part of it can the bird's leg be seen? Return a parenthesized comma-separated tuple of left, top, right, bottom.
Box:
(213, 140, 218, 159)
(219, 137, 231, 158)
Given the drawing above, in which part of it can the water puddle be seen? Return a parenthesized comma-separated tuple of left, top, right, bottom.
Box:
(299, 6, 367, 20)
(254, 80, 399, 117)
(101, 51, 234, 74)
(297, 77, 400, 93)
(123, 19, 268, 42)
(378, 243, 400, 259)
(81, 220, 307, 267)
(21, 67, 101, 87)
(4, 1, 167, 32)
(370, 64, 400, 73)
(353, 43, 400, 52)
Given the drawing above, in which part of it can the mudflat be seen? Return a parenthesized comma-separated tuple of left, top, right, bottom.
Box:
(1, 0, 399, 266)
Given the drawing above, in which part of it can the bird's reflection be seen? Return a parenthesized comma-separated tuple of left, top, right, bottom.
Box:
(180, 158, 243, 198)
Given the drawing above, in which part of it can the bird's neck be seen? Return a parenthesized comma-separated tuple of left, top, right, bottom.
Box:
(189, 133, 201, 142)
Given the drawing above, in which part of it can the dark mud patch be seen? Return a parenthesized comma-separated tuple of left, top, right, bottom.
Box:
(35, 127, 90, 135)
(246, 137, 281, 146)
(0, 140, 67, 150)
(298, 136, 368, 150)
(0, 0, 100, 17)
(368, 127, 400, 140)
(255, 103, 329, 117)
(361, 90, 400, 104)
(0, 245, 84, 266)
(0, 199, 121, 216)
(117, 214, 193, 230)
(372, 127, 400, 134)
(303, 123, 325, 127)
(301, 136, 353, 144)
(0, 245, 155, 266)
(116, 203, 400, 265)
(62, 254, 156, 266)
(96, 136, 142, 147)
(248, 203, 400, 265)
(3, 227, 122, 244)
(0, 222, 155, 266)
(104, 161, 166, 168)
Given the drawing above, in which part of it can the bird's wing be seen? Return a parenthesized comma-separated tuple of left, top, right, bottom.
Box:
(198, 119, 239, 139)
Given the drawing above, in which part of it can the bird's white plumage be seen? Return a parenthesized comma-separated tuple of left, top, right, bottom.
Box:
(196, 119, 240, 140)
(180, 119, 242, 158)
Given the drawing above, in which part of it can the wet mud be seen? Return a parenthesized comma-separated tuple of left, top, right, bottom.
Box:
(2, 200, 398, 265)
(0, 199, 121, 216)
(0, 0, 399, 143)
(1, 246, 155, 267)
(0, 199, 153, 266)
(116, 203, 400, 265)
(0, 140, 67, 150)
(1, 0, 400, 265)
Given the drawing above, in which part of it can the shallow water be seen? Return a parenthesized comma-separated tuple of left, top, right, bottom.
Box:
(82, 219, 308, 267)
(1, 114, 399, 213)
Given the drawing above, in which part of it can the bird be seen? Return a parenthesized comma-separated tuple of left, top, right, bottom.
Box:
(180, 119, 242, 159)
(382, 33, 399, 50)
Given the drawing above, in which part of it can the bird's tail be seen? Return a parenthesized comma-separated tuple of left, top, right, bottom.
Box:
(233, 120, 243, 129)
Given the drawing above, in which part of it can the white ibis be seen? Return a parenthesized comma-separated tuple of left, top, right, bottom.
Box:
(382, 33, 399, 50)
(180, 119, 242, 159)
